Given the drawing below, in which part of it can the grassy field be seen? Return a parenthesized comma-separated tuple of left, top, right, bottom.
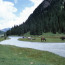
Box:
(0, 36, 9, 42)
(0, 37, 5, 42)
(0, 44, 65, 65)
(19, 37, 65, 43)
(19, 32, 65, 42)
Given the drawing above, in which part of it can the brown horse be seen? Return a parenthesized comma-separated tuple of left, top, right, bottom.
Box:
(60, 37, 65, 40)
(41, 37, 46, 42)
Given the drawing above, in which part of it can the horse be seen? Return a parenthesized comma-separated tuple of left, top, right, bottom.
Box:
(60, 37, 65, 40)
(41, 37, 46, 42)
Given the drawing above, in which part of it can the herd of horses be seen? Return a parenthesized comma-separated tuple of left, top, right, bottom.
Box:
(23, 36, 65, 42)
(41, 36, 65, 42)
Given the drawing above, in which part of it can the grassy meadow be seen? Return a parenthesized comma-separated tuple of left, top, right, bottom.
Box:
(0, 44, 65, 65)
(0, 35, 9, 42)
(19, 32, 65, 42)
(0, 37, 5, 42)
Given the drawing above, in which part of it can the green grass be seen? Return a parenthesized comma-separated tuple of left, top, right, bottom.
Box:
(0, 37, 10, 42)
(19, 37, 65, 43)
(0, 37, 5, 42)
(19, 32, 65, 43)
(23, 32, 65, 37)
(0, 44, 65, 65)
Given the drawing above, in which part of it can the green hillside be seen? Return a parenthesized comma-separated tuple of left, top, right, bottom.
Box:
(6, 0, 65, 36)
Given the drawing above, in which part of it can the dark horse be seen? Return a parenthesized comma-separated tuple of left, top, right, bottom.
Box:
(41, 37, 46, 42)
(60, 37, 65, 40)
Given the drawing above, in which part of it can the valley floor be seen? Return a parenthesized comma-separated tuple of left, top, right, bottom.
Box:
(0, 36, 65, 65)
(0, 44, 65, 65)
(20, 32, 65, 42)
(0, 36, 65, 57)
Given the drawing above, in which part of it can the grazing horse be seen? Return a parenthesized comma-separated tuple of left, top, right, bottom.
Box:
(41, 37, 46, 42)
(60, 37, 65, 40)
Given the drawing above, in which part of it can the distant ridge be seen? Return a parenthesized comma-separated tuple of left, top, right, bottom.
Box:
(0, 30, 4, 34)
(1, 28, 11, 32)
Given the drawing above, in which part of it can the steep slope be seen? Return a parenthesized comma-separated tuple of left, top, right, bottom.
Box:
(6, 0, 65, 35)
(28, 0, 64, 35)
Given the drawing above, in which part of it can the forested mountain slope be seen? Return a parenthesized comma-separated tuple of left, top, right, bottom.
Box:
(6, 0, 65, 35)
